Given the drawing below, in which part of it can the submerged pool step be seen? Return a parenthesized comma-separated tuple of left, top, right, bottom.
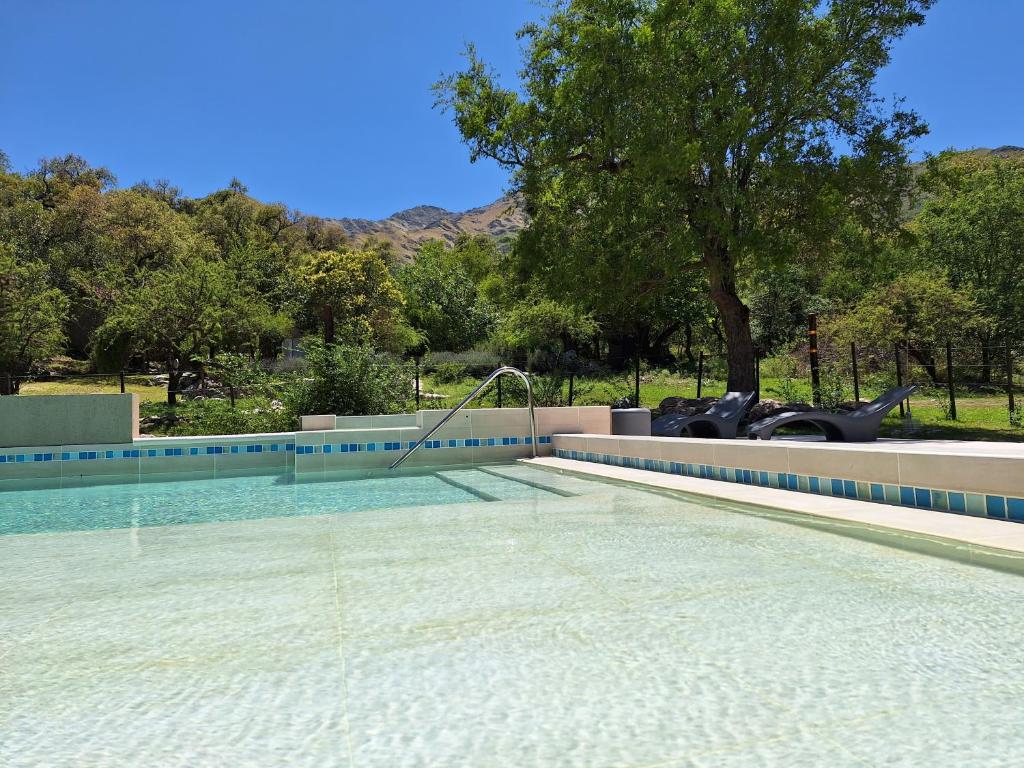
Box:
(476, 465, 598, 497)
(433, 469, 565, 502)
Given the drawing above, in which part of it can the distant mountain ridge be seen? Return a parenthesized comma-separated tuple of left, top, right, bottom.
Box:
(331, 148, 1022, 258)
(332, 196, 527, 260)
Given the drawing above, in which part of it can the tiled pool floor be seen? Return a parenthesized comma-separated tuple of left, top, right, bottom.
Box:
(2, 465, 1024, 766)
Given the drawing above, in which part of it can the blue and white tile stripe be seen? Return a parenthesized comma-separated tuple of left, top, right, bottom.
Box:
(555, 448, 1024, 524)
(1, 435, 554, 463)
(0, 442, 295, 463)
(297, 435, 552, 455)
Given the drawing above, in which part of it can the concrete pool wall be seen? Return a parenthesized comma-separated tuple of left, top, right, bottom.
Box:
(0, 394, 139, 448)
(0, 406, 610, 484)
(552, 433, 1024, 523)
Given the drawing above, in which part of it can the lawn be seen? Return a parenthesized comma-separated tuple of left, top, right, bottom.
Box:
(19, 375, 173, 404)
(13, 370, 1023, 442)
(420, 371, 1024, 443)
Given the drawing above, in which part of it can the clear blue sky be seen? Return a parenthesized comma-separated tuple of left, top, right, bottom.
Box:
(2, 1, 1021, 220)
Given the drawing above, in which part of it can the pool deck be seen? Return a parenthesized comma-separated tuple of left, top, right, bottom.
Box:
(523, 455, 1024, 572)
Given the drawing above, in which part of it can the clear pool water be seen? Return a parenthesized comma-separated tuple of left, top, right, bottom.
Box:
(2, 464, 1023, 767)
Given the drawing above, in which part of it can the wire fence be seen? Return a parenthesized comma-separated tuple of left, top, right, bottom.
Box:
(2, 315, 1020, 430)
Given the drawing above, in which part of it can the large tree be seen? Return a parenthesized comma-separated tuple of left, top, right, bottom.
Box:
(437, 0, 932, 389)
(297, 247, 413, 352)
(94, 255, 286, 404)
(913, 150, 1024, 374)
(398, 238, 494, 352)
(0, 246, 69, 394)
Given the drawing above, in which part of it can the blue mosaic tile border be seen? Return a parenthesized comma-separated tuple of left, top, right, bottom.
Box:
(1, 435, 554, 464)
(0, 442, 295, 463)
(297, 435, 552, 455)
(554, 448, 1024, 524)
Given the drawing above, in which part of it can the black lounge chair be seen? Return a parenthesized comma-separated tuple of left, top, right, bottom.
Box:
(747, 385, 917, 442)
(651, 391, 757, 439)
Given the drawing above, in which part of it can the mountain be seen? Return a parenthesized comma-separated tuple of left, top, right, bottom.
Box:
(332, 147, 1023, 257)
(332, 196, 527, 260)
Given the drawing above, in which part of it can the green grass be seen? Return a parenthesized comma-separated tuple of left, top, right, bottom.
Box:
(14, 370, 1024, 442)
(19, 375, 172, 403)
(420, 372, 1024, 443)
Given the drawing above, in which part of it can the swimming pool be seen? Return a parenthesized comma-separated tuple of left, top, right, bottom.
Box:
(2, 464, 1023, 766)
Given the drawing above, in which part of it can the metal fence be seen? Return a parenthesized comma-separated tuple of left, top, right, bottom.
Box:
(2, 317, 1019, 427)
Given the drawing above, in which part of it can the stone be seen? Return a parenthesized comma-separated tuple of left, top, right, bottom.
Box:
(746, 399, 816, 423)
(657, 396, 718, 416)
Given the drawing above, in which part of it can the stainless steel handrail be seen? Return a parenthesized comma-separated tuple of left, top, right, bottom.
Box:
(389, 366, 537, 470)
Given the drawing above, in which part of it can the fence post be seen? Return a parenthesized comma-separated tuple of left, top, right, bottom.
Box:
(119, 370, 126, 394)
(696, 351, 704, 399)
(634, 349, 641, 407)
(754, 351, 760, 403)
(229, 384, 236, 408)
(415, 357, 421, 410)
(1007, 345, 1016, 418)
(904, 340, 912, 416)
(850, 342, 860, 404)
(808, 313, 821, 407)
(894, 342, 905, 418)
(945, 341, 957, 420)
(497, 376, 502, 409)
(568, 371, 575, 406)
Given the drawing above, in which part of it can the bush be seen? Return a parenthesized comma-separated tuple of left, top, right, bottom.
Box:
(285, 342, 411, 417)
(422, 347, 503, 377)
(432, 362, 470, 384)
(163, 397, 296, 436)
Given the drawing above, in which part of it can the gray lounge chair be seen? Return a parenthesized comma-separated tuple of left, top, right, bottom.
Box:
(747, 385, 917, 442)
(651, 391, 757, 439)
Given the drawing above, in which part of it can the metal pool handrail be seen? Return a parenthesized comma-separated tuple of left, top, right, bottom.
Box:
(389, 366, 537, 470)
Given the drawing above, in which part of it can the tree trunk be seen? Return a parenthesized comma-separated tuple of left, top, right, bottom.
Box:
(908, 347, 939, 384)
(167, 358, 181, 406)
(705, 244, 755, 391)
(0, 374, 18, 395)
(981, 342, 992, 384)
(648, 322, 681, 365)
(682, 321, 695, 365)
(322, 307, 335, 345)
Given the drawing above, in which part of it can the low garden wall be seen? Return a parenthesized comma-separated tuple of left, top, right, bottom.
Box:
(0, 394, 138, 449)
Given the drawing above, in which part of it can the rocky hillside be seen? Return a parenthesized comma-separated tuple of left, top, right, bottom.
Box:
(333, 196, 527, 260)
(332, 148, 1023, 258)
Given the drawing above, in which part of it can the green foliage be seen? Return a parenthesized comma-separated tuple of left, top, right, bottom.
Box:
(285, 342, 411, 417)
(437, 0, 934, 388)
(297, 248, 414, 351)
(816, 366, 850, 411)
(162, 397, 296, 437)
(0, 245, 69, 383)
(914, 150, 1024, 343)
(93, 254, 287, 400)
(208, 352, 268, 394)
(431, 362, 470, 384)
(492, 297, 597, 354)
(829, 271, 983, 349)
(398, 238, 493, 352)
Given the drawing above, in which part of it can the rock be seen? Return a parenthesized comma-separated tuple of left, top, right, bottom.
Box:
(139, 413, 183, 432)
(658, 396, 718, 416)
(747, 399, 816, 422)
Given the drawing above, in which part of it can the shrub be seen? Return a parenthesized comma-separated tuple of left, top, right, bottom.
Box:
(432, 362, 470, 384)
(285, 342, 411, 417)
(164, 397, 296, 436)
(422, 347, 503, 377)
(816, 365, 849, 411)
